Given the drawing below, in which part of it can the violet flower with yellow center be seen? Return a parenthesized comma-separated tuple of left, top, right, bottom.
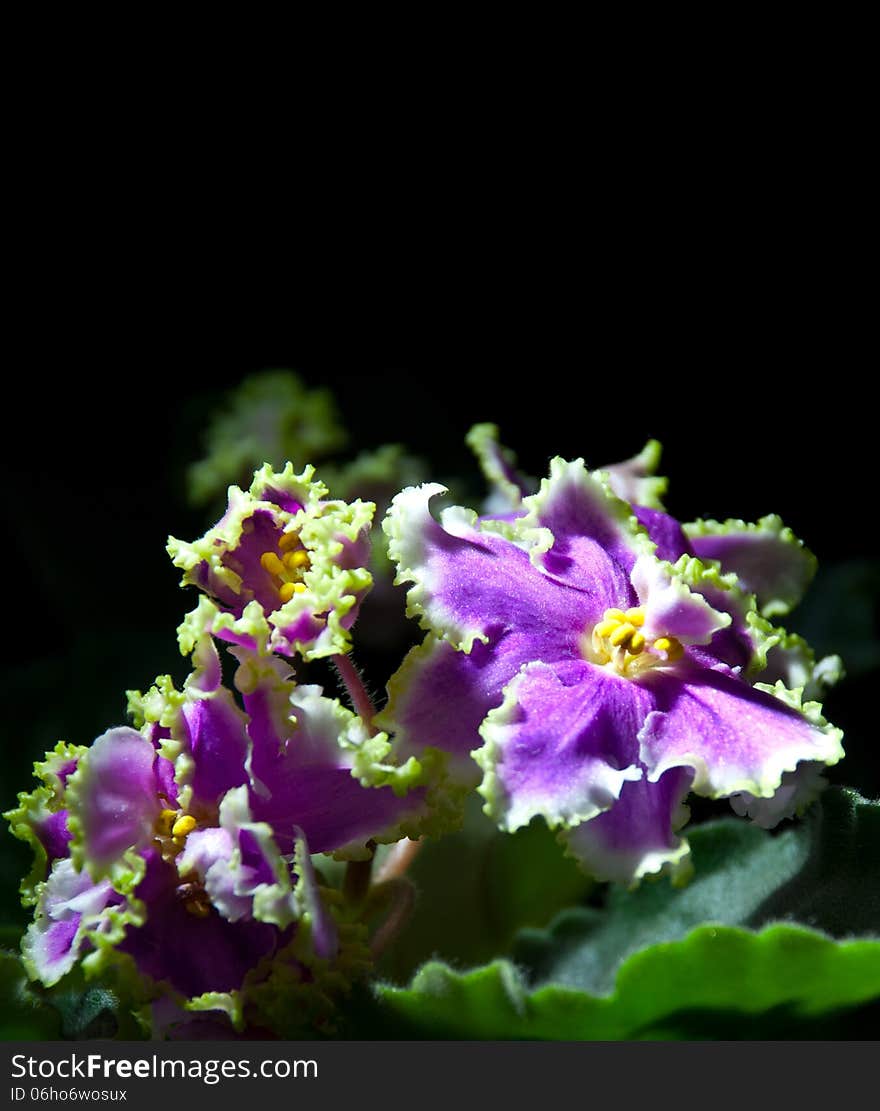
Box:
(379, 457, 844, 885)
(168, 462, 375, 660)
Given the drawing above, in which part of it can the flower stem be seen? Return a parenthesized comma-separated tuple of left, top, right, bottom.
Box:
(343, 845, 375, 908)
(332, 653, 378, 735)
(369, 879, 416, 959)
(375, 838, 424, 883)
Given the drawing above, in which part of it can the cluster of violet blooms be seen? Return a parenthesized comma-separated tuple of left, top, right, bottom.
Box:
(6, 428, 844, 1034)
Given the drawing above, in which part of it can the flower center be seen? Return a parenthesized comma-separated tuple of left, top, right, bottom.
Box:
(588, 606, 683, 677)
(155, 809, 197, 859)
(154, 810, 212, 917)
(175, 880, 212, 918)
(260, 531, 311, 604)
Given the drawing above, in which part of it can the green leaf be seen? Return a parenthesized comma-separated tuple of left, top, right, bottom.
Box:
(377, 796, 591, 983)
(0, 951, 62, 1039)
(374, 926, 880, 1039)
(515, 787, 879, 995)
(366, 788, 880, 1038)
(48, 981, 131, 1040)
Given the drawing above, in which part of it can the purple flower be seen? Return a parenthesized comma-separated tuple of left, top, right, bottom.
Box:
(379, 457, 843, 885)
(6, 627, 424, 1018)
(168, 463, 375, 660)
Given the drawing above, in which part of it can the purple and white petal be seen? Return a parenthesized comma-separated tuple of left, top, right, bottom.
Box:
(119, 851, 282, 999)
(561, 767, 694, 885)
(684, 515, 817, 618)
(632, 507, 692, 563)
(246, 683, 426, 856)
(729, 762, 828, 829)
(378, 625, 586, 782)
(22, 859, 118, 986)
(631, 554, 731, 646)
(638, 667, 844, 799)
(178, 689, 250, 811)
(176, 826, 247, 921)
(291, 825, 338, 960)
(384, 483, 592, 651)
(466, 422, 535, 512)
(760, 633, 845, 702)
(476, 659, 646, 832)
(601, 440, 668, 510)
(520, 459, 647, 616)
(68, 728, 162, 871)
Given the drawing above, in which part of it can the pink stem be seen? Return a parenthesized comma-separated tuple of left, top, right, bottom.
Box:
(375, 838, 424, 883)
(369, 879, 416, 959)
(332, 653, 379, 735)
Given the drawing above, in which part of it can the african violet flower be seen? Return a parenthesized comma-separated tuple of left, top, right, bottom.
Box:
(463, 424, 844, 831)
(168, 462, 374, 660)
(378, 453, 844, 885)
(5, 618, 424, 1028)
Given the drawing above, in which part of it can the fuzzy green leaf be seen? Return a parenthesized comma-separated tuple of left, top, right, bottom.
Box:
(516, 787, 879, 995)
(0, 951, 62, 1039)
(373, 925, 880, 1039)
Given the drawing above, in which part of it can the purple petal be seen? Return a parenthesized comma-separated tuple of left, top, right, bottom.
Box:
(639, 666, 844, 799)
(120, 852, 283, 998)
(601, 440, 667, 509)
(525, 460, 642, 615)
(729, 762, 828, 829)
(477, 659, 646, 831)
(291, 826, 338, 960)
(23, 859, 117, 986)
(686, 516, 817, 618)
(251, 767, 421, 856)
(34, 810, 73, 864)
(243, 681, 425, 856)
(71, 728, 162, 868)
(181, 691, 250, 809)
(387, 484, 593, 651)
(154, 755, 179, 808)
(380, 629, 580, 779)
(561, 768, 693, 884)
(633, 506, 692, 563)
(238, 828, 277, 886)
(195, 507, 288, 616)
(631, 554, 731, 645)
(178, 826, 252, 922)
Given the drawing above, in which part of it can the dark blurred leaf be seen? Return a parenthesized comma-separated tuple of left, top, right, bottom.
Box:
(794, 560, 880, 678)
(378, 796, 591, 983)
(372, 926, 880, 1039)
(0, 951, 61, 1039)
(515, 787, 879, 994)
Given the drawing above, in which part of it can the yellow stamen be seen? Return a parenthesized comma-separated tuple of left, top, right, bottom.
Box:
(293, 582, 307, 593)
(610, 623, 636, 647)
(171, 815, 197, 839)
(260, 551, 285, 576)
(588, 604, 681, 676)
(283, 550, 311, 570)
(156, 809, 177, 836)
(278, 582, 296, 603)
(278, 532, 300, 552)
